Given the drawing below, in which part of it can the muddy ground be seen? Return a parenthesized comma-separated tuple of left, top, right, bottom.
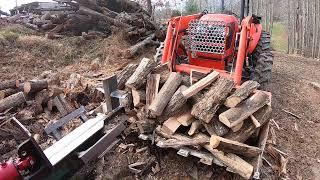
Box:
(1, 26, 320, 179)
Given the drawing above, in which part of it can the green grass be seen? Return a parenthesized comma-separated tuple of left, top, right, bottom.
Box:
(271, 22, 288, 52)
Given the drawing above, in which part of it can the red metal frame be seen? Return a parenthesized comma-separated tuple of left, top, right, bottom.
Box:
(161, 13, 262, 86)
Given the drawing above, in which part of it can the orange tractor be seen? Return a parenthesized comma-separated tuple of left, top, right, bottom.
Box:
(157, 0, 273, 89)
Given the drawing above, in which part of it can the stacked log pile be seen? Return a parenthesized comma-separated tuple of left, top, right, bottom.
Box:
(119, 57, 272, 179)
(7, 0, 158, 45)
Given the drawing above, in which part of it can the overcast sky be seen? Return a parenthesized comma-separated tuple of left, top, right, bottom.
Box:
(0, 0, 53, 13)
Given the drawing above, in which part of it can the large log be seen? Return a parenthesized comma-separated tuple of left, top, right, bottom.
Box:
(125, 58, 156, 90)
(145, 74, 160, 107)
(23, 80, 48, 94)
(117, 64, 138, 90)
(219, 91, 269, 128)
(0, 88, 20, 100)
(209, 135, 262, 158)
(224, 81, 260, 108)
(0, 80, 19, 90)
(125, 34, 156, 58)
(163, 71, 219, 116)
(0, 92, 26, 112)
(191, 77, 235, 123)
(148, 72, 182, 116)
(223, 105, 272, 142)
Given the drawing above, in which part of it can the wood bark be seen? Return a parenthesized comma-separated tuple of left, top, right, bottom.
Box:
(223, 105, 272, 143)
(132, 89, 146, 107)
(156, 136, 208, 149)
(163, 85, 188, 116)
(209, 135, 262, 158)
(125, 58, 156, 90)
(191, 77, 234, 123)
(145, 74, 160, 107)
(117, 63, 138, 90)
(23, 80, 48, 94)
(204, 145, 254, 179)
(148, 72, 182, 116)
(219, 91, 269, 128)
(0, 92, 26, 112)
(0, 80, 19, 90)
(0, 89, 20, 100)
(202, 118, 229, 136)
(224, 81, 260, 108)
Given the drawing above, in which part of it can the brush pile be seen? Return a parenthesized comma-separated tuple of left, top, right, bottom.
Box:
(7, 0, 158, 44)
(119, 57, 272, 179)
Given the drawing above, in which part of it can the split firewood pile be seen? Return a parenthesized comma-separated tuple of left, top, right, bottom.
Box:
(118, 58, 273, 179)
(7, 0, 158, 44)
(0, 72, 106, 160)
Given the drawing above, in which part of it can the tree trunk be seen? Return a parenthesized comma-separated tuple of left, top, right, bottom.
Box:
(0, 88, 20, 100)
(0, 80, 19, 90)
(219, 91, 269, 128)
(191, 77, 234, 123)
(0, 92, 26, 112)
(124, 34, 156, 58)
(23, 80, 48, 94)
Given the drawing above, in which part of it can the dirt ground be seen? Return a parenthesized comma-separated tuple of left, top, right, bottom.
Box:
(1, 25, 320, 179)
(270, 52, 320, 179)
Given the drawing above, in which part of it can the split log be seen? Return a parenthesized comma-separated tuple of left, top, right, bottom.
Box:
(132, 89, 146, 107)
(125, 34, 156, 58)
(230, 121, 243, 132)
(148, 72, 182, 116)
(202, 118, 229, 136)
(176, 110, 194, 126)
(0, 92, 26, 112)
(203, 145, 254, 179)
(23, 80, 48, 94)
(223, 105, 272, 142)
(209, 135, 262, 158)
(163, 85, 188, 116)
(145, 74, 160, 107)
(125, 58, 156, 90)
(0, 80, 19, 90)
(164, 71, 219, 116)
(224, 81, 260, 108)
(32, 89, 50, 115)
(0, 89, 20, 100)
(191, 77, 235, 123)
(156, 136, 208, 149)
(219, 91, 269, 128)
(117, 63, 138, 90)
(250, 115, 261, 128)
(161, 117, 181, 135)
(188, 120, 201, 136)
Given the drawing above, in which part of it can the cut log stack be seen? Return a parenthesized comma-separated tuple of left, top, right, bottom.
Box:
(9, 0, 158, 52)
(121, 57, 272, 179)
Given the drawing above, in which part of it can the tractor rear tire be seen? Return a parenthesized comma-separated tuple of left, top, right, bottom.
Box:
(251, 31, 274, 90)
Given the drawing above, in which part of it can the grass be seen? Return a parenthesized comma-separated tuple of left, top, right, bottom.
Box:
(271, 22, 288, 52)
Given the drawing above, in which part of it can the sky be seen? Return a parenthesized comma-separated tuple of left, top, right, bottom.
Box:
(0, 0, 53, 13)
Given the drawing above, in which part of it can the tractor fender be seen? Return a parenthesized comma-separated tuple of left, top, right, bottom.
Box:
(248, 23, 262, 54)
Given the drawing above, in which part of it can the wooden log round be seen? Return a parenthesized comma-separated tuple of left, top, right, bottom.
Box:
(23, 80, 48, 94)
